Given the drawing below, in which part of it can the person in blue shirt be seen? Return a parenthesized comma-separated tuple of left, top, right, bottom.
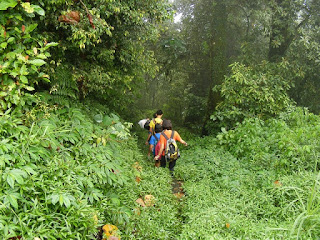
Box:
(147, 124, 163, 160)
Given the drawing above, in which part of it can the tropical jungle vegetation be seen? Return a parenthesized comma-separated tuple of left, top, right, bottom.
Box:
(0, 0, 319, 239)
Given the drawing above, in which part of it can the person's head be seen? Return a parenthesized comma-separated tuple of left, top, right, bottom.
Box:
(162, 119, 172, 130)
(155, 124, 163, 133)
(153, 113, 157, 119)
(156, 110, 163, 118)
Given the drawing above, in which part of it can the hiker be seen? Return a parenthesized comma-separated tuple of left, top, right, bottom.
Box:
(144, 113, 157, 145)
(138, 118, 150, 129)
(148, 123, 163, 160)
(145, 110, 163, 145)
(154, 119, 187, 172)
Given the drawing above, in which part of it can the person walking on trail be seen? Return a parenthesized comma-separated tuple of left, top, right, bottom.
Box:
(154, 119, 187, 173)
(145, 110, 163, 145)
(138, 118, 149, 129)
(148, 123, 162, 160)
(145, 113, 157, 145)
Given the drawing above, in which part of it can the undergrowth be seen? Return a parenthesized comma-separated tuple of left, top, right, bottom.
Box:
(0, 97, 183, 239)
(175, 107, 320, 239)
(2, 102, 319, 239)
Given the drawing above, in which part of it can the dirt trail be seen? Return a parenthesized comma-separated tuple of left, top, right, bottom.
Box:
(172, 177, 184, 198)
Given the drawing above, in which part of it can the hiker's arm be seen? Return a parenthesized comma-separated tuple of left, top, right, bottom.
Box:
(145, 132, 152, 145)
(179, 139, 188, 146)
(175, 132, 187, 146)
(154, 144, 164, 160)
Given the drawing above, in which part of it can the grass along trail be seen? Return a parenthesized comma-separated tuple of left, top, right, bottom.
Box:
(131, 111, 320, 239)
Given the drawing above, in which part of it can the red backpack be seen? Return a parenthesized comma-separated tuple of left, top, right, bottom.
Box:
(154, 134, 162, 157)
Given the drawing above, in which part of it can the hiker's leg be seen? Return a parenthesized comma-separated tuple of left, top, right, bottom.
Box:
(155, 160, 160, 167)
(160, 156, 166, 168)
(169, 160, 176, 172)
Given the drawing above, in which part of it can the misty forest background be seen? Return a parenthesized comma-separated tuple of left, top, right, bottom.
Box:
(1, 0, 320, 239)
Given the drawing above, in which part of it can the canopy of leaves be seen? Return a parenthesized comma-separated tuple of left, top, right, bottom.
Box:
(37, 0, 172, 111)
(0, 0, 173, 114)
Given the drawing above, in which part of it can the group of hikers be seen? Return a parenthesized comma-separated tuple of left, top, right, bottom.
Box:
(138, 110, 187, 173)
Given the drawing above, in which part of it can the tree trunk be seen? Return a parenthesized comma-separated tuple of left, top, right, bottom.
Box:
(268, 0, 294, 63)
(202, 2, 228, 135)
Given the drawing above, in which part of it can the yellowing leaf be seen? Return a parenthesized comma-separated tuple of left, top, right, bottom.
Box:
(102, 224, 119, 237)
(135, 198, 145, 207)
(21, 2, 34, 13)
(144, 195, 155, 207)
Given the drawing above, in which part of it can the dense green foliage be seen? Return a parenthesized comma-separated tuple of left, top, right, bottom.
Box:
(0, 1, 57, 113)
(2, 99, 319, 239)
(208, 61, 295, 132)
(175, 107, 320, 239)
(0, 99, 134, 239)
(1, 0, 172, 113)
(37, 0, 172, 111)
(0, 98, 187, 239)
(1, 0, 320, 239)
(215, 107, 320, 172)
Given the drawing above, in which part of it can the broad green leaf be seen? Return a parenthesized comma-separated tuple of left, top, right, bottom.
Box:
(10, 169, 27, 185)
(6, 174, 15, 188)
(23, 165, 37, 175)
(0, 0, 18, 11)
(7, 37, 15, 43)
(103, 116, 113, 126)
(59, 194, 64, 206)
(110, 113, 120, 121)
(25, 24, 38, 33)
(25, 86, 35, 91)
(44, 42, 59, 49)
(20, 64, 28, 75)
(36, 54, 47, 60)
(51, 194, 59, 205)
(13, 173, 23, 184)
(0, 100, 7, 110)
(6, 51, 16, 60)
(111, 197, 121, 206)
(32, 5, 45, 16)
(63, 196, 71, 208)
(20, 76, 28, 84)
(7, 193, 18, 208)
(0, 42, 7, 49)
(29, 59, 46, 66)
(221, 127, 227, 134)
(0, 154, 11, 167)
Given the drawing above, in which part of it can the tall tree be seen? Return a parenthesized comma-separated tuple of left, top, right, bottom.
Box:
(268, 0, 313, 62)
(175, 0, 250, 131)
(202, 2, 228, 135)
